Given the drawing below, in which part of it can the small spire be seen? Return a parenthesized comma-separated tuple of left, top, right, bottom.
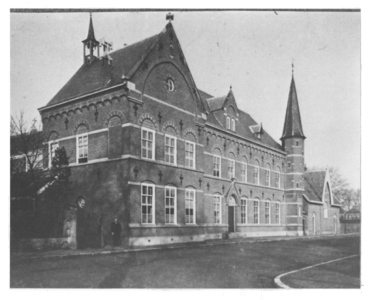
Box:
(292, 59, 294, 75)
(82, 12, 98, 44)
(230, 84, 232, 90)
(166, 12, 174, 22)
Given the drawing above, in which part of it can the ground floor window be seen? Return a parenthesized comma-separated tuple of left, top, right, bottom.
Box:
(265, 202, 270, 224)
(241, 198, 247, 224)
(142, 183, 155, 224)
(213, 195, 221, 224)
(275, 203, 280, 224)
(185, 188, 196, 224)
(165, 186, 176, 224)
(253, 200, 259, 224)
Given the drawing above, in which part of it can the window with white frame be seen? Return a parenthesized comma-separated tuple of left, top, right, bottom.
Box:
(231, 118, 236, 131)
(141, 183, 155, 224)
(241, 163, 247, 183)
(241, 198, 247, 224)
(165, 186, 176, 224)
(253, 200, 259, 224)
(165, 135, 176, 165)
(228, 159, 235, 179)
(185, 188, 196, 224)
(77, 134, 88, 164)
(299, 206, 302, 217)
(185, 141, 195, 168)
(265, 201, 270, 224)
(49, 141, 59, 167)
(213, 155, 221, 177)
(141, 128, 155, 160)
(275, 203, 280, 224)
(226, 116, 230, 129)
(213, 195, 221, 224)
(275, 172, 280, 188)
(265, 169, 270, 186)
(254, 166, 259, 184)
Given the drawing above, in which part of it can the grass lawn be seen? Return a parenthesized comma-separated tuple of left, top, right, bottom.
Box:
(10, 235, 360, 288)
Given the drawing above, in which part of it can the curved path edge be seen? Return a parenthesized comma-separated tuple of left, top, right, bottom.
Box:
(274, 254, 360, 289)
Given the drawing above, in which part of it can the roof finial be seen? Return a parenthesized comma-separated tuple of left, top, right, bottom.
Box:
(166, 12, 174, 22)
(292, 59, 295, 75)
(230, 84, 232, 90)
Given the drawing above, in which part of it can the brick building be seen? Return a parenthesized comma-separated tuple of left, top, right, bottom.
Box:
(37, 14, 341, 247)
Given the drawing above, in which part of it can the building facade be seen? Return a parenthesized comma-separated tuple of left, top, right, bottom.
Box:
(37, 14, 341, 247)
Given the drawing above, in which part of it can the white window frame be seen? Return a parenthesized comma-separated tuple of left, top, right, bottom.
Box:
(141, 183, 155, 224)
(275, 203, 280, 224)
(254, 166, 259, 185)
(185, 141, 196, 169)
(275, 172, 280, 189)
(213, 195, 222, 224)
(299, 206, 302, 217)
(228, 159, 235, 179)
(241, 198, 247, 224)
(226, 116, 230, 129)
(231, 118, 236, 131)
(265, 169, 270, 187)
(241, 163, 247, 183)
(253, 200, 259, 224)
(141, 128, 155, 160)
(49, 141, 59, 168)
(165, 186, 177, 224)
(76, 133, 88, 164)
(213, 155, 221, 178)
(265, 201, 270, 224)
(185, 188, 196, 224)
(164, 135, 177, 165)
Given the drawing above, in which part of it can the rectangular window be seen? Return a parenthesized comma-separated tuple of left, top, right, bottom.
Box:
(213, 155, 221, 177)
(265, 170, 270, 186)
(265, 202, 270, 224)
(241, 163, 247, 183)
(77, 135, 88, 163)
(165, 135, 176, 165)
(231, 119, 235, 131)
(241, 198, 247, 224)
(165, 186, 176, 224)
(185, 189, 196, 224)
(185, 141, 195, 169)
(254, 167, 259, 184)
(275, 173, 280, 188)
(226, 116, 230, 129)
(253, 200, 259, 224)
(324, 208, 328, 218)
(213, 195, 221, 224)
(142, 184, 155, 224)
(275, 203, 280, 224)
(141, 128, 155, 160)
(228, 159, 235, 179)
(49, 142, 59, 167)
(299, 206, 302, 217)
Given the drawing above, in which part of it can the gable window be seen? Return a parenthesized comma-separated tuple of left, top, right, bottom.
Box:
(226, 116, 230, 129)
(241, 198, 247, 224)
(213, 155, 221, 177)
(228, 159, 235, 179)
(165, 186, 176, 224)
(213, 195, 222, 224)
(142, 183, 155, 224)
(185, 141, 196, 169)
(265, 169, 270, 187)
(265, 201, 270, 224)
(77, 134, 88, 164)
(141, 128, 155, 160)
(275, 172, 280, 189)
(166, 78, 175, 91)
(49, 141, 59, 167)
(241, 163, 247, 183)
(231, 118, 236, 131)
(253, 200, 259, 224)
(275, 203, 280, 224)
(185, 188, 196, 224)
(165, 135, 176, 165)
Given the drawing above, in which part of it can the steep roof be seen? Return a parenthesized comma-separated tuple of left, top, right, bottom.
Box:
(304, 171, 326, 202)
(281, 75, 305, 140)
(207, 95, 228, 111)
(46, 33, 160, 107)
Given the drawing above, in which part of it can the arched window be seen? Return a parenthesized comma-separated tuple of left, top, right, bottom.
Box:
(185, 187, 196, 224)
(241, 197, 247, 224)
(212, 148, 222, 178)
(76, 124, 88, 164)
(213, 194, 222, 224)
(165, 185, 177, 224)
(254, 160, 260, 185)
(141, 119, 155, 160)
(141, 182, 155, 224)
(231, 118, 236, 131)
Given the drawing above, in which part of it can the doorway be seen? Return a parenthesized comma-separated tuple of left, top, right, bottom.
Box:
(228, 206, 235, 233)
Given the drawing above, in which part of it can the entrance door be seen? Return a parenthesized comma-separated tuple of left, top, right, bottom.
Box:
(228, 206, 235, 233)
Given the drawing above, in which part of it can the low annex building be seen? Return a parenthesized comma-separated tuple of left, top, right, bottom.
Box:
(37, 14, 341, 247)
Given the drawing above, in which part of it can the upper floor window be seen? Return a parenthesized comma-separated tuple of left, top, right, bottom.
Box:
(185, 141, 196, 169)
(165, 135, 176, 165)
(213, 155, 221, 177)
(141, 128, 155, 160)
(265, 168, 270, 187)
(165, 186, 176, 224)
(231, 118, 236, 131)
(141, 183, 155, 224)
(226, 116, 231, 130)
(254, 160, 260, 185)
(228, 159, 235, 179)
(275, 168, 281, 188)
(241, 163, 247, 183)
(49, 141, 59, 168)
(77, 134, 88, 164)
(241, 198, 247, 224)
(185, 188, 196, 224)
(213, 194, 222, 224)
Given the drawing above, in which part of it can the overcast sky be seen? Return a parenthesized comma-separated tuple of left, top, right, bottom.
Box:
(10, 10, 361, 189)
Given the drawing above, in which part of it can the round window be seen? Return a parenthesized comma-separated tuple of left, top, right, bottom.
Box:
(165, 78, 175, 91)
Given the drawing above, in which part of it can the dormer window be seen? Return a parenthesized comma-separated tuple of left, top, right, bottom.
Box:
(231, 118, 235, 131)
